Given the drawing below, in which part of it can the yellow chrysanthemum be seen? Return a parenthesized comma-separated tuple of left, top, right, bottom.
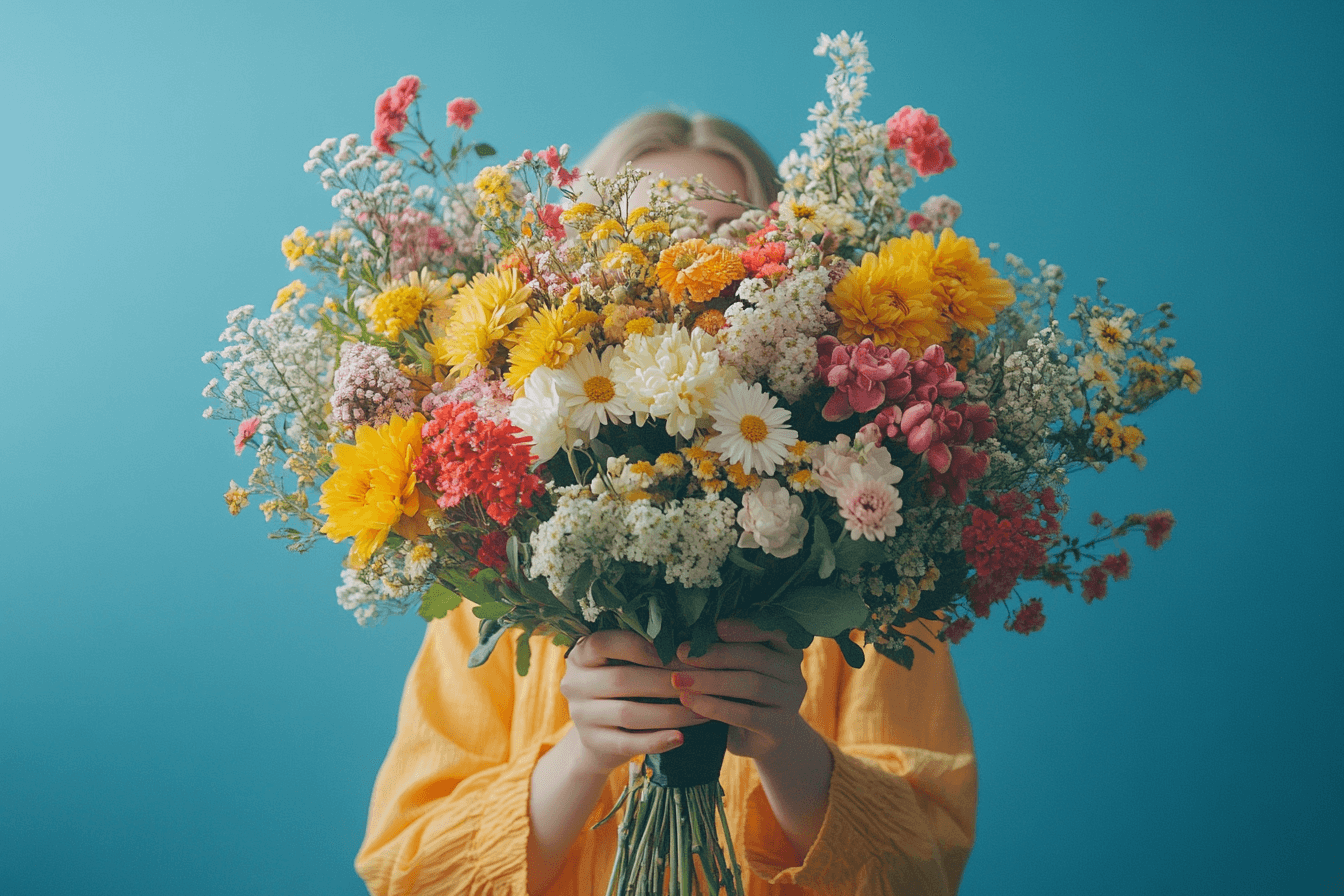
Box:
(917, 229, 1016, 336)
(828, 236, 947, 354)
(561, 202, 598, 223)
(656, 239, 746, 304)
(505, 302, 600, 392)
(588, 218, 624, 242)
(693, 309, 728, 336)
(631, 219, 671, 243)
(627, 206, 651, 225)
(281, 226, 317, 270)
(430, 269, 533, 378)
(367, 271, 453, 341)
(655, 452, 685, 474)
(273, 279, 307, 311)
(320, 413, 426, 569)
(474, 166, 516, 217)
(623, 316, 657, 338)
(602, 242, 648, 270)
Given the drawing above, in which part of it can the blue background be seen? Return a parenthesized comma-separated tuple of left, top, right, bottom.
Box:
(2, 1, 1339, 893)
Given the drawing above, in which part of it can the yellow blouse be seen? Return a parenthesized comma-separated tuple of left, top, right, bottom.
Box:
(356, 608, 977, 895)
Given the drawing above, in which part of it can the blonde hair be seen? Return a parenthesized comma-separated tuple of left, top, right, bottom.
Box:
(580, 111, 781, 207)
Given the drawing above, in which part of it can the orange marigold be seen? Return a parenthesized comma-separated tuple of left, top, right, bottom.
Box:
(656, 239, 745, 304)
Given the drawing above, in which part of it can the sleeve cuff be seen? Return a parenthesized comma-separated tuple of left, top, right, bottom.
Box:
(470, 729, 570, 895)
(744, 738, 950, 896)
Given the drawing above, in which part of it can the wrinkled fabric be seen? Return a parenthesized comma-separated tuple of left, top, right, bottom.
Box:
(356, 609, 977, 895)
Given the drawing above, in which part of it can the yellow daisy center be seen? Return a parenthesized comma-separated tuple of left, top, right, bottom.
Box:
(583, 375, 615, 403)
(739, 414, 769, 443)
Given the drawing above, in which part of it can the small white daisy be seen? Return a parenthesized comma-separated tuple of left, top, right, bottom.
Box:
(554, 347, 632, 439)
(707, 381, 798, 476)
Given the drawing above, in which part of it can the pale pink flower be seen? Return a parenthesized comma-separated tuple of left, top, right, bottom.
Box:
(835, 477, 903, 541)
(885, 106, 956, 177)
(446, 97, 479, 130)
(234, 416, 260, 455)
(810, 437, 904, 498)
(737, 480, 810, 558)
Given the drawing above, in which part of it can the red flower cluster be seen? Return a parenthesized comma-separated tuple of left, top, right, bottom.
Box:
(1082, 549, 1134, 604)
(961, 490, 1061, 617)
(740, 240, 788, 278)
(414, 402, 545, 526)
(941, 616, 975, 644)
(1144, 510, 1176, 549)
(475, 529, 509, 574)
(373, 75, 421, 155)
(885, 105, 956, 177)
(1007, 598, 1046, 634)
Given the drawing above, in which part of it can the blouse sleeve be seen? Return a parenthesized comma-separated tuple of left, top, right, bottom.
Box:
(742, 635, 978, 896)
(354, 610, 558, 896)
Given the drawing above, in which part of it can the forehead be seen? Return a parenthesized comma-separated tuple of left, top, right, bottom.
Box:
(632, 149, 749, 225)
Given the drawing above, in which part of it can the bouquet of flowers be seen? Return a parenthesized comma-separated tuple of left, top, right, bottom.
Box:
(202, 30, 1198, 896)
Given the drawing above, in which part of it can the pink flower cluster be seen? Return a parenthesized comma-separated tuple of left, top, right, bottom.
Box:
(329, 342, 416, 433)
(385, 208, 452, 279)
(885, 106, 956, 177)
(446, 97, 479, 130)
(541, 145, 580, 188)
(908, 195, 963, 234)
(373, 76, 421, 155)
(818, 342, 994, 503)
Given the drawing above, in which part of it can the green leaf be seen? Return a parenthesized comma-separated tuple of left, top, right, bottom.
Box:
(652, 623, 677, 666)
(833, 633, 867, 669)
(588, 438, 614, 464)
(727, 547, 764, 574)
(776, 586, 869, 637)
(506, 535, 522, 582)
(679, 587, 709, 628)
(688, 616, 717, 658)
(417, 583, 463, 621)
(751, 607, 815, 651)
(831, 535, 887, 572)
(474, 142, 496, 157)
(471, 600, 511, 620)
(906, 633, 936, 654)
(646, 593, 664, 641)
(443, 568, 493, 606)
(807, 513, 836, 579)
(468, 619, 509, 667)
(561, 558, 597, 613)
(515, 629, 534, 676)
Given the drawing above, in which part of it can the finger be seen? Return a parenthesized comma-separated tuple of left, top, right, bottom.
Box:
(571, 630, 664, 668)
(583, 726, 687, 759)
(715, 618, 793, 651)
(563, 663, 682, 701)
(572, 699, 711, 731)
(677, 690, 772, 734)
(675, 640, 799, 683)
(670, 669, 796, 709)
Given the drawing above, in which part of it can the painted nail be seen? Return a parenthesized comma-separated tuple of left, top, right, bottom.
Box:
(671, 672, 694, 689)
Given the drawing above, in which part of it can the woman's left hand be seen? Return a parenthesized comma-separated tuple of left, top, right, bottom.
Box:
(670, 618, 811, 762)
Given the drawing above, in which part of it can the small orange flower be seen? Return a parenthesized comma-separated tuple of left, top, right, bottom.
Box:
(693, 309, 728, 336)
(656, 239, 745, 304)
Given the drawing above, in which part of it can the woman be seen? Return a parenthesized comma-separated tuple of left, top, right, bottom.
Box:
(354, 112, 978, 896)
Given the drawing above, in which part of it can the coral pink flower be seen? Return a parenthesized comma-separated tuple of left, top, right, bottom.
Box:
(414, 402, 544, 526)
(740, 241, 788, 276)
(540, 145, 580, 186)
(1144, 510, 1176, 549)
(446, 97, 480, 130)
(907, 213, 933, 233)
(1008, 598, 1046, 634)
(885, 105, 956, 177)
(816, 336, 912, 422)
(373, 75, 421, 154)
(909, 344, 965, 402)
(539, 204, 566, 241)
(234, 416, 260, 455)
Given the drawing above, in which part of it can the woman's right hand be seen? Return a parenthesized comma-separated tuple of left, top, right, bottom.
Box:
(560, 630, 708, 776)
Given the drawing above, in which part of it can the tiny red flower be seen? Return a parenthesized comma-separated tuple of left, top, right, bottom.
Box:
(1007, 598, 1046, 634)
(1101, 550, 1132, 581)
(942, 617, 974, 644)
(446, 97, 480, 130)
(1144, 510, 1176, 549)
(1081, 565, 1109, 603)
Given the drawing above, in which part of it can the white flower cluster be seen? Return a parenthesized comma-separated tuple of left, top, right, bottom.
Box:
(334, 539, 437, 625)
(213, 302, 338, 445)
(720, 268, 836, 401)
(776, 32, 914, 251)
(529, 485, 739, 604)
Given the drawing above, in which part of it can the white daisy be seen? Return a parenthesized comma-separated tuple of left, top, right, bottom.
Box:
(706, 381, 798, 476)
(554, 346, 632, 439)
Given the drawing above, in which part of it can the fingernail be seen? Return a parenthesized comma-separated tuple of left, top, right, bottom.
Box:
(671, 672, 694, 689)
(667, 732, 684, 747)
(676, 644, 690, 660)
